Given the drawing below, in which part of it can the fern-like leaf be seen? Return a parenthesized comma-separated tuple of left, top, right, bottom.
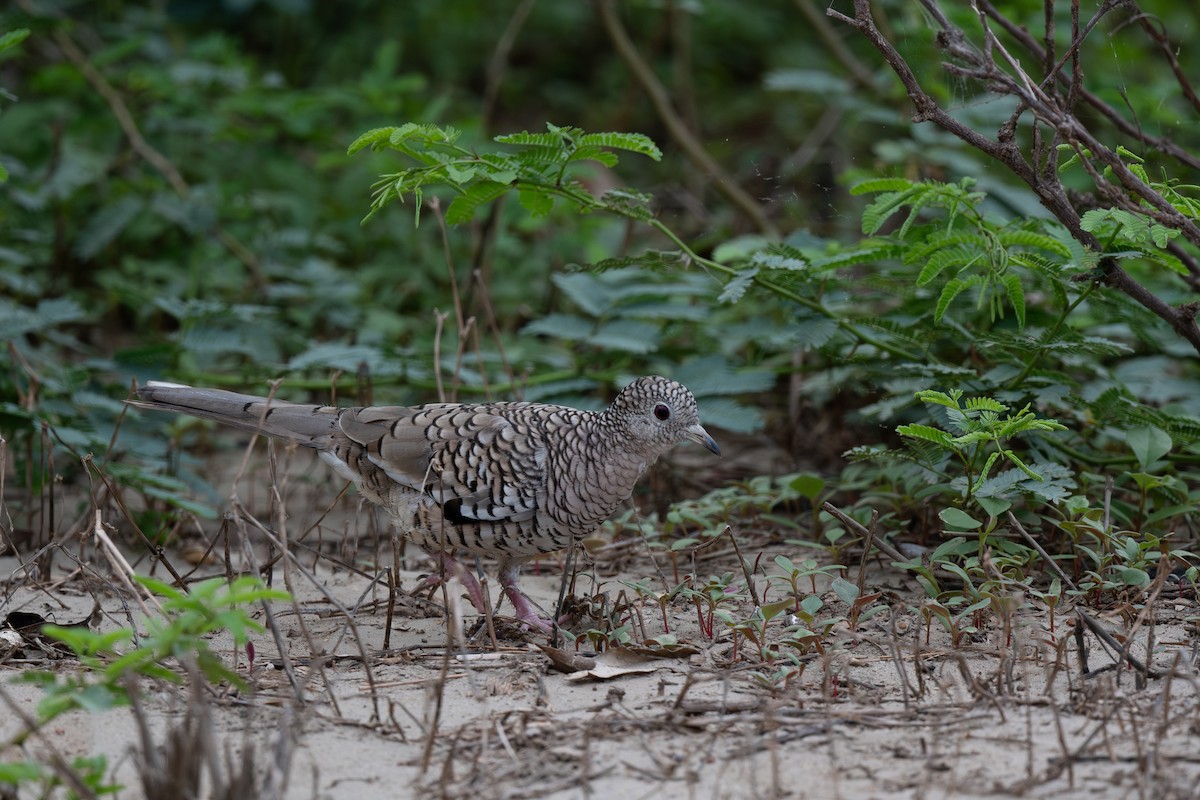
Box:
(916, 244, 984, 286)
(566, 145, 619, 167)
(997, 228, 1072, 258)
(934, 277, 971, 323)
(577, 132, 662, 160)
(495, 129, 578, 149)
(904, 230, 988, 265)
(445, 180, 512, 225)
(861, 187, 924, 235)
(963, 396, 1006, 413)
(807, 242, 905, 271)
(600, 189, 654, 221)
(347, 127, 397, 155)
(897, 424, 954, 447)
(850, 177, 915, 195)
(1002, 272, 1026, 328)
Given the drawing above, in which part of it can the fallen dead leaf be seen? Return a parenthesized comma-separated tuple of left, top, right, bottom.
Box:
(556, 645, 686, 682)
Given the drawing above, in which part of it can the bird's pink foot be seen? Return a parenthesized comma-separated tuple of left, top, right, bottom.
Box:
(499, 564, 566, 634)
(419, 552, 488, 614)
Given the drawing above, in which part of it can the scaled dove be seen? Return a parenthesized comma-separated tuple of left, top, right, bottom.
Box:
(133, 376, 720, 631)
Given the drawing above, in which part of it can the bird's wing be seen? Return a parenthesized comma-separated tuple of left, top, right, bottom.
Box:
(335, 404, 545, 524)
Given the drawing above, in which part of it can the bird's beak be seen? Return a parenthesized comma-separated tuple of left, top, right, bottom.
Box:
(685, 424, 721, 456)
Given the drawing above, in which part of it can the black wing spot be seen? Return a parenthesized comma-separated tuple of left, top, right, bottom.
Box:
(442, 497, 471, 525)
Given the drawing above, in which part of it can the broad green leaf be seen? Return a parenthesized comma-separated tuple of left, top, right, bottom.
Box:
(1126, 425, 1172, 468)
(764, 68, 852, 94)
(588, 320, 660, 353)
(830, 577, 859, 606)
(975, 495, 1011, 517)
(0, 28, 31, 55)
(939, 507, 982, 530)
(1119, 567, 1150, 587)
(713, 234, 771, 263)
(761, 599, 795, 622)
(789, 473, 825, 503)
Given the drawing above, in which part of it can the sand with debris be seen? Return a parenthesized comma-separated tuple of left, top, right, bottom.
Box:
(2, 446, 1198, 799)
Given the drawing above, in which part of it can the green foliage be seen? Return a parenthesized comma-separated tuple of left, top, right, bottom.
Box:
(353, 122, 661, 225)
(4, 1, 1200, 669)
(895, 388, 1068, 510)
(0, 755, 118, 799)
(23, 576, 288, 725)
(853, 177, 1078, 328)
(2, 576, 285, 799)
(0, 27, 29, 183)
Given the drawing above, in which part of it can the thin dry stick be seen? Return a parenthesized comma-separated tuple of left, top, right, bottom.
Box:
(90, 510, 163, 618)
(238, 505, 388, 716)
(549, 546, 576, 646)
(725, 525, 761, 608)
(473, 269, 520, 396)
(420, 617, 455, 774)
(80, 453, 185, 585)
(1049, 701, 1076, 790)
(430, 197, 477, 401)
(432, 310, 449, 403)
(0, 683, 99, 799)
(792, 0, 878, 90)
(383, 565, 397, 652)
(829, 0, 1200, 353)
(1006, 511, 1077, 591)
(977, 0, 1200, 172)
(1074, 608, 1163, 679)
(596, 0, 778, 237)
(1112, 552, 1173, 688)
(481, 0, 537, 128)
(235, 524, 305, 705)
(20, 2, 266, 288)
(0, 434, 14, 559)
(821, 502, 911, 565)
(854, 509, 879, 596)
(1103, 475, 1113, 533)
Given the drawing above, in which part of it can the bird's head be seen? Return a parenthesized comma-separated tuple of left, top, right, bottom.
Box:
(606, 376, 721, 457)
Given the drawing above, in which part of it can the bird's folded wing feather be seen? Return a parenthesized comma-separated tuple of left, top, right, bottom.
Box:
(336, 405, 544, 524)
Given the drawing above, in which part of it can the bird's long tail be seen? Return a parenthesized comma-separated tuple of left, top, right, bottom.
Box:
(131, 381, 338, 447)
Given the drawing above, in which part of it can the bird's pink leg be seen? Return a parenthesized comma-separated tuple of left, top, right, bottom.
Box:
(498, 563, 555, 634)
(420, 551, 488, 614)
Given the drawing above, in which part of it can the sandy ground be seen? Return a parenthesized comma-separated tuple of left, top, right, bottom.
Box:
(3, 447, 1200, 800)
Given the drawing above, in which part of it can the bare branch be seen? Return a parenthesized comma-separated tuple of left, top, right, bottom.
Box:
(1126, 7, 1200, 115)
(829, 0, 1200, 355)
(597, 0, 779, 236)
(976, 0, 1200, 172)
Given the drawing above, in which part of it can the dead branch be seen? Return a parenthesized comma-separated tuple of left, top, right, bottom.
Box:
(829, 0, 1200, 355)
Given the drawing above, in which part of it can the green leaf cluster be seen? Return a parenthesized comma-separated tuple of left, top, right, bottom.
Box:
(26, 576, 289, 724)
(352, 122, 660, 225)
(896, 388, 1067, 517)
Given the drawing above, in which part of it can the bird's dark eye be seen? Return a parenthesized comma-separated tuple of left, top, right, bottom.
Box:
(654, 403, 671, 421)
